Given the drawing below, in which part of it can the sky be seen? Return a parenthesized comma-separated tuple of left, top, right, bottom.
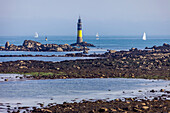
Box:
(0, 0, 170, 36)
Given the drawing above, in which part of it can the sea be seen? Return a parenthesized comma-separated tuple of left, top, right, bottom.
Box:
(0, 35, 170, 112)
(0, 35, 169, 62)
(0, 74, 169, 112)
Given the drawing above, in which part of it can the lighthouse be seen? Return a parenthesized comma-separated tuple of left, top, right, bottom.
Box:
(71, 17, 95, 47)
(77, 16, 83, 43)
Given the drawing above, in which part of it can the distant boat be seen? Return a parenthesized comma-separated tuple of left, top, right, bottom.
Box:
(34, 32, 39, 38)
(45, 37, 48, 41)
(143, 32, 146, 40)
(96, 33, 99, 40)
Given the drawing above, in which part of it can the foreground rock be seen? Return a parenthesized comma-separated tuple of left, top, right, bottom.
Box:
(0, 40, 89, 52)
(30, 92, 170, 113)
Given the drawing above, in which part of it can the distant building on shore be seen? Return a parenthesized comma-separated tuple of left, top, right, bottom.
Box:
(77, 16, 83, 44)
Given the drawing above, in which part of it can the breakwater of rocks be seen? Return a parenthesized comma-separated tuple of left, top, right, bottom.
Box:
(0, 40, 89, 52)
(0, 43, 169, 80)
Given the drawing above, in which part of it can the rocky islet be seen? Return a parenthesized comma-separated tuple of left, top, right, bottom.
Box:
(0, 40, 90, 52)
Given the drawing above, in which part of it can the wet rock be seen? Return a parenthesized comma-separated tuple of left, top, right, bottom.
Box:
(160, 89, 165, 92)
(23, 40, 41, 48)
(89, 110, 95, 113)
(5, 41, 10, 48)
(142, 106, 149, 110)
(71, 41, 95, 47)
(56, 47, 63, 52)
(141, 103, 146, 106)
(98, 107, 108, 112)
(110, 108, 117, 112)
(19, 66, 27, 69)
(138, 90, 142, 92)
(150, 89, 156, 93)
(109, 50, 116, 53)
(34, 109, 52, 113)
(0, 46, 5, 50)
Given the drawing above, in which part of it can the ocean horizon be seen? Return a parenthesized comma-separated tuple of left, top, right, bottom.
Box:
(0, 35, 170, 50)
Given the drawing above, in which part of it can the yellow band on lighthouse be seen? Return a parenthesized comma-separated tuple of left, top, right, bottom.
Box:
(78, 30, 82, 38)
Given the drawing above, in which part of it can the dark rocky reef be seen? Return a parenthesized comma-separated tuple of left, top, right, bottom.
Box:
(0, 40, 89, 52)
(71, 41, 95, 47)
(145, 43, 170, 52)
(0, 43, 169, 80)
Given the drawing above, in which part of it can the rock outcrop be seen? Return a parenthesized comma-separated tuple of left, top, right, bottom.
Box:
(5, 41, 10, 48)
(71, 41, 95, 47)
(0, 40, 89, 52)
(145, 43, 170, 51)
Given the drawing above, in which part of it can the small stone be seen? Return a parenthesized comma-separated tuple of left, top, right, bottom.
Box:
(141, 103, 146, 106)
(98, 107, 108, 112)
(142, 106, 149, 110)
(89, 110, 95, 113)
(19, 66, 27, 69)
(115, 99, 119, 102)
(40, 109, 52, 113)
(150, 89, 156, 93)
(160, 89, 165, 92)
(110, 108, 117, 112)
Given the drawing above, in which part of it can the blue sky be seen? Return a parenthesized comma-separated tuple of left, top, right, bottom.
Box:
(0, 0, 170, 36)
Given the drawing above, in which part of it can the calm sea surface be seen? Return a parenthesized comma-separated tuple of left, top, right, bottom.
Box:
(0, 74, 169, 110)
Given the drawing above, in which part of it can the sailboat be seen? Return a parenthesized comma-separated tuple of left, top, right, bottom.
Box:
(45, 37, 48, 41)
(96, 33, 99, 40)
(142, 32, 146, 40)
(34, 32, 39, 38)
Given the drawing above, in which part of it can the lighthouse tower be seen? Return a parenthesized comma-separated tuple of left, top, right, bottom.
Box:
(77, 16, 83, 44)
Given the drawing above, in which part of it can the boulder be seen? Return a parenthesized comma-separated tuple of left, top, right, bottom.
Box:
(98, 107, 108, 112)
(5, 41, 10, 48)
(109, 50, 116, 53)
(23, 40, 41, 48)
(142, 106, 149, 110)
(160, 89, 165, 92)
(0, 46, 5, 50)
(56, 47, 63, 52)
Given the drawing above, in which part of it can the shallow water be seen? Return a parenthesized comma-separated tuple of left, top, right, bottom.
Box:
(0, 57, 99, 62)
(0, 74, 169, 111)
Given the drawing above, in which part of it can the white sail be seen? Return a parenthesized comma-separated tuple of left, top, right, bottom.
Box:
(96, 33, 99, 37)
(96, 33, 99, 40)
(143, 32, 146, 40)
(34, 32, 38, 38)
